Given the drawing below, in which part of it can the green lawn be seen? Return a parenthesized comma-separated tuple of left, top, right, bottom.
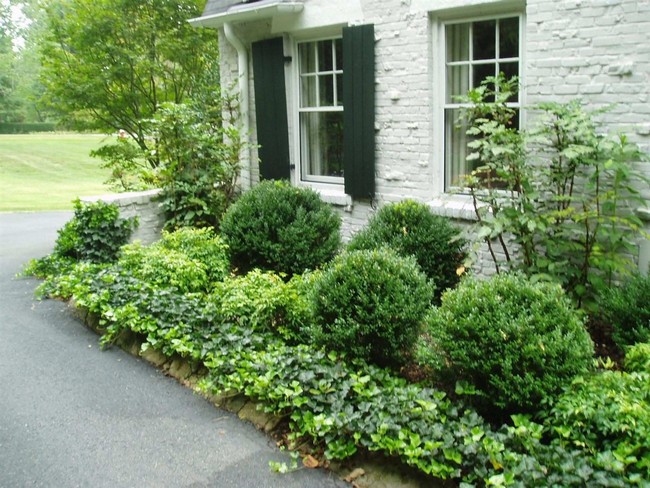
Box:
(0, 133, 115, 211)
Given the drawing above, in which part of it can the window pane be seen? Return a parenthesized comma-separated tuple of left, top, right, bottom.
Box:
(500, 62, 519, 102)
(447, 64, 470, 103)
(299, 43, 316, 74)
(446, 23, 469, 62)
(473, 20, 496, 60)
(499, 17, 519, 58)
(473, 63, 495, 89)
(301, 75, 318, 107)
(500, 62, 519, 82)
(336, 73, 343, 106)
(318, 40, 334, 72)
(445, 108, 471, 188)
(301, 111, 344, 179)
(319, 75, 335, 106)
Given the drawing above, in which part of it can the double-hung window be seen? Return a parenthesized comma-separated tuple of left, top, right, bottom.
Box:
(252, 25, 374, 199)
(443, 15, 522, 190)
(298, 38, 344, 184)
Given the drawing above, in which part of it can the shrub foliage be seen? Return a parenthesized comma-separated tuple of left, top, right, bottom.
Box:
(348, 200, 466, 300)
(311, 248, 433, 368)
(116, 227, 229, 293)
(460, 75, 648, 309)
(29, 227, 638, 486)
(422, 273, 594, 417)
(220, 180, 341, 275)
(598, 273, 650, 350)
(54, 198, 137, 263)
(543, 362, 650, 481)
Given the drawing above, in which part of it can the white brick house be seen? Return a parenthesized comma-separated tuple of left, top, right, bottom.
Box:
(190, 0, 650, 273)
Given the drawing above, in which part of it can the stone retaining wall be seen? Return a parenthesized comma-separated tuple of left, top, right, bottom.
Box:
(81, 189, 164, 245)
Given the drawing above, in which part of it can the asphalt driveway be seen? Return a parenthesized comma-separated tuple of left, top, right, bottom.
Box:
(0, 212, 346, 488)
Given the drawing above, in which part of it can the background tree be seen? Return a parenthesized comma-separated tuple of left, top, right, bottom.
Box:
(39, 0, 220, 167)
(0, 0, 19, 122)
(0, 0, 48, 124)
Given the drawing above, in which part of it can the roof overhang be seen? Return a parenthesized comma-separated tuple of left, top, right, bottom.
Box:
(189, 1, 304, 28)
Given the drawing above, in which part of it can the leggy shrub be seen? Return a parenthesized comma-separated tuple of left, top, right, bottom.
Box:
(220, 180, 341, 276)
(54, 198, 137, 263)
(422, 273, 594, 417)
(311, 248, 433, 369)
(348, 200, 466, 301)
(598, 273, 650, 350)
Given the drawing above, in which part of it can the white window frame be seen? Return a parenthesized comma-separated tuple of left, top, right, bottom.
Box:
(432, 10, 525, 197)
(295, 36, 345, 187)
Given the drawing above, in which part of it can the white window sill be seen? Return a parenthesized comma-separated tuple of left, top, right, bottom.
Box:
(315, 187, 353, 207)
(298, 181, 352, 208)
(427, 194, 479, 221)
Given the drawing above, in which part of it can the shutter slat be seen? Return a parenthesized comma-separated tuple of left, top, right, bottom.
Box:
(252, 37, 291, 180)
(343, 24, 375, 199)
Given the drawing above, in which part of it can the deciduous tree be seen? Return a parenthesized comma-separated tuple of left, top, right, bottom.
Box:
(39, 0, 219, 167)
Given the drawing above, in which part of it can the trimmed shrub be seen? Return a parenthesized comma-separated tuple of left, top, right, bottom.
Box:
(118, 242, 209, 293)
(0, 122, 57, 134)
(311, 248, 433, 369)
(422, 273, 594, 417)
(115, 227, 229, 293)
(348, 200, 467, 301)
(220, 180, 341, 276)
(158, 227, 230, 283)
(209, 269, 315, 339)
(598, 273, 650, 350)
(54, 198, 137, 263)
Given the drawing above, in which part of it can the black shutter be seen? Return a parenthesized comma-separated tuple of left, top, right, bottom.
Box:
(252, 37, 291, 180)
(343, 24, 375, 199)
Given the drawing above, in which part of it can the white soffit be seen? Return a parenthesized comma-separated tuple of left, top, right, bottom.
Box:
(189, 1, 304, 28)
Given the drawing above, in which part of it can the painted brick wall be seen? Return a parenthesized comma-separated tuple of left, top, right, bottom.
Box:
(215, 0, 649, 272)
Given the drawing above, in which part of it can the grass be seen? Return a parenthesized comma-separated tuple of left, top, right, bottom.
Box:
(0, 133, 115, 211)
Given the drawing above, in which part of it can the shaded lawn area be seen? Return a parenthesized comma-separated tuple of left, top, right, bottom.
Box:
(0, 133, 113, 211)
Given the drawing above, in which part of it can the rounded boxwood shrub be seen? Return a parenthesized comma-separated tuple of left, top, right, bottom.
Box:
(311, 248, 433, 369)
(220, 180, 341, 276)
(598, 273, 650, 350)
(423, 273, 594, 417)
(347, 200, 466, 301)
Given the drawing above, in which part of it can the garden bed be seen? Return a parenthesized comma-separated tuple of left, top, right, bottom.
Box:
(24, 190, 649, 487)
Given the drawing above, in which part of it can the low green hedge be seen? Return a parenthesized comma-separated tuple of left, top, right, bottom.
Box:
(0, 122, 57, 134)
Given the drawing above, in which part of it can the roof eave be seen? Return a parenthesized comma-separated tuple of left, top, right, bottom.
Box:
(188, 2, 304, 28)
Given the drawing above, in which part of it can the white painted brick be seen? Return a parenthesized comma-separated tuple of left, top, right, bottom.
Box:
(212, 0, 649, 258)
